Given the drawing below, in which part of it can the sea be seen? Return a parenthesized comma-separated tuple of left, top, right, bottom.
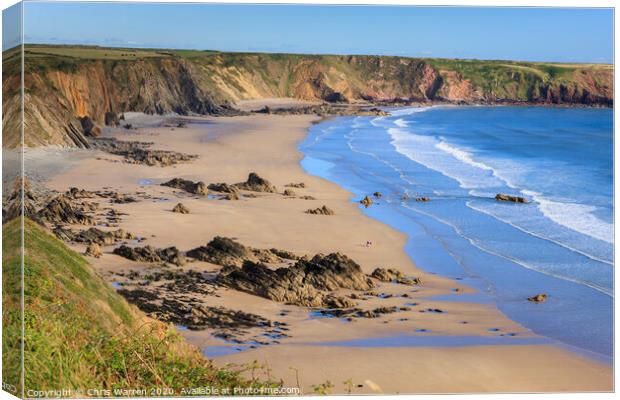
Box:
(298, 106, 613, 359)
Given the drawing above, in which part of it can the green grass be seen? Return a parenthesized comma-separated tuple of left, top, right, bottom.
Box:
(2, 218, 280, 395)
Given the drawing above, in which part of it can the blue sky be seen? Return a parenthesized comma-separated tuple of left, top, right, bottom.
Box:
(4, 2, 614, 63)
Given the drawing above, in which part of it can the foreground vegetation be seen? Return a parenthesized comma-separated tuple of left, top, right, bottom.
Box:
(2, 218, 280, 396)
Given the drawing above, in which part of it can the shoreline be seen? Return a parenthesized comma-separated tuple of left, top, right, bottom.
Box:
(37, 108, 612, 393)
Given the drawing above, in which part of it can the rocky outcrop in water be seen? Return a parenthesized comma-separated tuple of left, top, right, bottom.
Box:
(495, 193, 528, 203)
(360, 196, 373, 208)
(113, 244, 186, 266)
(528, 293, 548, 303)
(234, 173, 277, 193)
(161, 178, 208, 196)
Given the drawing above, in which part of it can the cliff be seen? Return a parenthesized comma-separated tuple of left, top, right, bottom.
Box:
(2, 45, 613, 148)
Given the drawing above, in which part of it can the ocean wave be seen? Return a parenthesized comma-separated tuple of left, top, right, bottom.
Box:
(389, 127, 504, 189)
(532, 195, 614, 245)
(466, 201, 613, 265)
(435, 140, 494, 172)
(402, 202, 613, 297)
(394, 118, 409, 128)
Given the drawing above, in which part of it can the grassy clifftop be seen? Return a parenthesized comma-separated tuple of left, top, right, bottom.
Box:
(2, 45, 614, 148)
(2, 218, 277, 396)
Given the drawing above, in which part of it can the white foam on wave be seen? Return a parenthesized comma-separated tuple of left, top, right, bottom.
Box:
(389, 119, 614, 250)
(389, 127, 504, 189)
(466, 201, 613, 265)
(530, 194, 614, 245)
(394, 118, 409, 128)
(403, 202, 613, 297)
(435, 140, 493, 172)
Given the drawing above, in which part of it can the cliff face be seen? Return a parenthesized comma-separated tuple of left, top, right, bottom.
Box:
(2, 46, 614, 148)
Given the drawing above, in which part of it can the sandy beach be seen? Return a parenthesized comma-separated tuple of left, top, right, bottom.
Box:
(39, 105, 612, 394)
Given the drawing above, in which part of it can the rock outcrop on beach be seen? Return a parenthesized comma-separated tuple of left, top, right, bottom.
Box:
(283, 189, 296, 197)
(38, 194, 94, 225)
(6, 44, 611, 149)
(172, 203, 190, 214)
(84, 243, 103, 258)
(234, 173, 277, 193)
(305, 205, 335, 215)
(57, 226, 134, 245)
(186, 236, 289, 268)
(370, 268, 421, 286)
(207, 183, 241, 200)
(495, 193, 528, 203)
(2, 178, 40, 223)
(218, 252, 374, 308)
(90, 138, 197, 166)
(161, 178, 208, 196)
(113, 244, 186, 266)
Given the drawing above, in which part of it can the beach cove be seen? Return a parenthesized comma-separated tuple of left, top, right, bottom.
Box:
(39, 102, 612, 394)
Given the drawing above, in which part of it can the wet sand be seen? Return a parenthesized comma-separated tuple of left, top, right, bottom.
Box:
(44, 109, 613, 394)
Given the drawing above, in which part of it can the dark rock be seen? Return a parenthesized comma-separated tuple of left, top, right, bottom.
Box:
(186, 236, 257, 268)
(283, 189, 296, 196)
(269, 248, 300, 260)
(3, 178, 40, 223)
(371, 268, 402, 282)
(119, 288, 271, 332)
(528, 293, 548, 303)
(85, 243, 102, 258)
(305, 205, 335, 215)
(111, 192, 138, 204)
(360, 196, 373, 208)
(90, 138, 197, 167)
(80, 116, 100, 137)
(113, 244, 185, 266)
(208, 182, 240, 195)
(172, 203, 190, 214)
(370, 267, 421, 285)
(285, 182, 306, 188)
(38, 194, 94, 225)
(161, 178, 208, 196)
(373, 192, 382, 199)
(104, 111, 120, 127)
(72, 227, 134, 245)
(65, 187, 94, 199)
(495, 193, 528, 203)
(415, 197, 430, 202)
(218, 252, 373, 308)
(234, 173, 277, 193)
